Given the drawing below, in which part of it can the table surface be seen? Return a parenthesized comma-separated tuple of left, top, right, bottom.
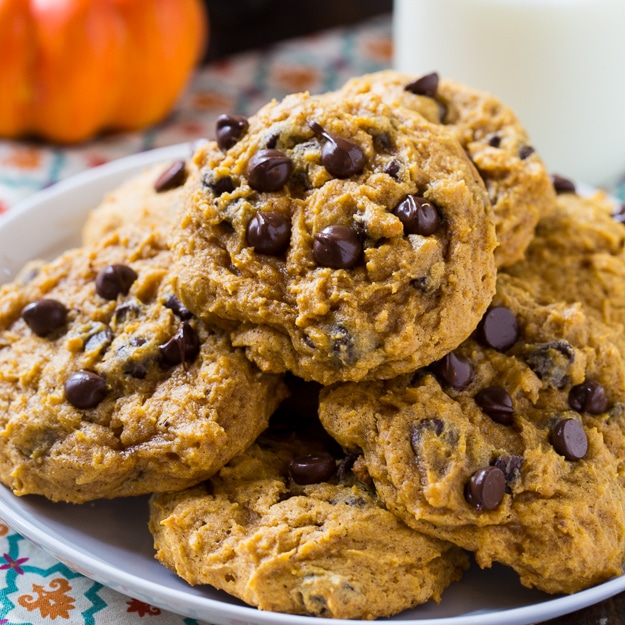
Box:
(1, 9, 625, 625)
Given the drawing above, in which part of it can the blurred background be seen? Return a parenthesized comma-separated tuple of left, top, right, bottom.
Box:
(0, 0, 394, 211)
(201, 0, 392, 62)
(1, 0, 624, 203)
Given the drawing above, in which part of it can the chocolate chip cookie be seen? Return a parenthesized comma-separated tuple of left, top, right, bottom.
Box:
(82, 159, 192, 245)
(319, 273, 625, 594)
(504, 185, 625, 330)
(149, 423, 468, 619)
(0, 226, 286, 503)
(338, 70, 556, 267)
(170, 90, 497, 384)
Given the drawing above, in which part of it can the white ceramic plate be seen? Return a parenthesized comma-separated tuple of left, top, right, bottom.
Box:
(1, 144, 624, 625)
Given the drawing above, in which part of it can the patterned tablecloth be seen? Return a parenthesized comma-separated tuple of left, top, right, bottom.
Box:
(1, 12, 625, 625)
(0, 14, 393, 625)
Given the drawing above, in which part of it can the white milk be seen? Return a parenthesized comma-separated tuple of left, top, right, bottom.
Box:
(393, 0, 625, 188)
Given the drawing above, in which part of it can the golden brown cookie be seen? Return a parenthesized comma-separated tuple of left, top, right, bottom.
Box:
(82, 159, 191, 245)
(338, 70, 556, 267)
(504, 187, 625, 329)
(170, 90, 497, 384)
(319, 273, 625, 594)
(0, 226, 286, 503)
(149, 424, 468, 619)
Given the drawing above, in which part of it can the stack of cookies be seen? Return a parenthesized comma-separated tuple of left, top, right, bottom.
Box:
(2, 70, 625, 619)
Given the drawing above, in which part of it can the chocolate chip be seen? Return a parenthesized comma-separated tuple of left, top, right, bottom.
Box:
(410, 418, 445, 454)
(331, 324, 356, 365)
(550, 418, 588, 460)
(436, 101, 448, 123)
(83, 326, 113, 353)
(474, 387, 514, 425)
(247, 149, 293, 192)
(568, 380, 609, 414)
(203, 174, 235, 197)
(523, 341, 575, 389)
(124, 360, 148, 379)
(487, 134, 501, 148)
(464, 466, 505, 510)
(163, 294, 193, 320)
(519, 145, 535, 160)
(21, 298, 68, 337)
(215, 113, 249, 151)
(313, 225, 362, 269)
(352, 219, 368, 242)
(336, 452, 358, 482)
(384, 159, 401, 179)
(410, 276, 432, 292)
(227, 262, 241, 276)
(154, 160, 187, 193)
(114, 300, 141, 322)
(612, 204, 625, 224)
(422, 418, 445, 436)
(265, 133, 280, 149)
(493, 455, 523, 490)
(288, 169, 312, 197)
(159, 321, 200, 368)
(392, 195, 442, 236)
(115, 337, 150, 378)
(289, 454, 336, 485)
(371, 131, 393, 152)
(309, 121, 366, 178)
(404, 72, 439, 98)
(95, 265, 138, 300)
(64, 370, 108, 409)
(551, 174, 576, 194)
(429, 351, 475, 390)
(246, 211, 291, 256)
(476, 306, 519, 351)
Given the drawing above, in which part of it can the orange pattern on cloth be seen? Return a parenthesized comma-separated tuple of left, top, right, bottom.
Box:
(18, 578, 76, 620)
(0, 146, 43, 170)
(127, 598, 162, 616)
(362, 34, 393, 62)
(269, 65, 323, 92)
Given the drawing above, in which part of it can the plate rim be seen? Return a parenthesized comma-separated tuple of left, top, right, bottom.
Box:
(1, 144, 624, 625)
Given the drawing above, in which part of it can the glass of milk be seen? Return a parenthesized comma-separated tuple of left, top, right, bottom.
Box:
(393, 0, 625, 188)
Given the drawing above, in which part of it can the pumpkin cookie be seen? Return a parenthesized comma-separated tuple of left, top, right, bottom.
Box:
(149, 423, 468, 619)
(82, 159, 192, 245)
(170, 90, 497, 384)
(0, 226, 286, 503)
(338, 70, 556, 267)
(319, 273, 625, 594)
(504, 185, 625, 329)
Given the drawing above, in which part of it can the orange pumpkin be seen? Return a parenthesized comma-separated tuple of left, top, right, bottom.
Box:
(0, 0, 208, 143)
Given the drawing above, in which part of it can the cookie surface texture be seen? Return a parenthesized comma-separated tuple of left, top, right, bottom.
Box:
(504, 189, 625, 330)
(339, 70, 556, 267)
(319, 273, 625, 594)
(149, 428, 468, 619)
(0, 227, 286, 502)
(170, 90, 497, 384)
(82, 160, 191, 246)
